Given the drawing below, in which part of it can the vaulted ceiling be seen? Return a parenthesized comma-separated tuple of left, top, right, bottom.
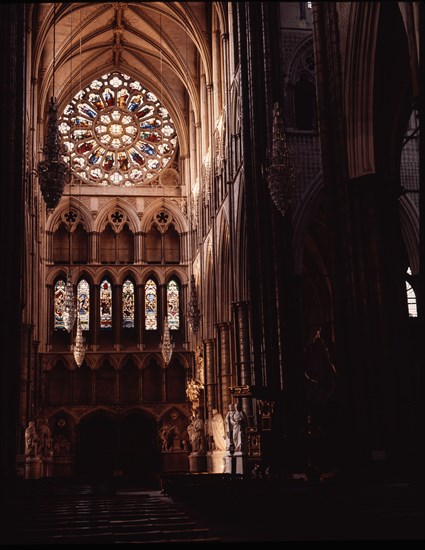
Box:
(32, 2, 220, 155)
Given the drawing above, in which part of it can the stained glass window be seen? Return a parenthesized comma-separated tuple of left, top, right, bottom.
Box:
(60, 71, 177, 187)
(145, 279, 157, 330)
(77, 279, 90, 331)
(122, 279, 135, 328)
(100, 279, 113, 330)
(54, 279, 66, 330)
(167, 279, 180, 330)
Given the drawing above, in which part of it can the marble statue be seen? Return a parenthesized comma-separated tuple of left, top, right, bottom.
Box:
(187, 412, 205, 454)
(225, 402, 248, 453)
(211, 408, 226, 451)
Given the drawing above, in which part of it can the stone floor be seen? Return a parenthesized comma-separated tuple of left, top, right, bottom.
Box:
(0, 474, 423, 544)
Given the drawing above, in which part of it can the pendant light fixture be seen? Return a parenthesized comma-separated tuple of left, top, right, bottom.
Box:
(73, 315, 85, 367)
(38, 3, 70, 209)
(161, 316, 174, 366)
(266, 102, 296, 217)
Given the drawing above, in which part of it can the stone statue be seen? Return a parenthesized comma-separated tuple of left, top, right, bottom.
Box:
(186, 379, 203, 403)
(211, 408, 226, 451)
(159, 424, 175, 452)
(194, 345, 205, 386)
(38, 418, 53, 460)
(187, 412, 205, 454)
(225, 402, 248, 453)
(25, 420, 39, 459)
(231, 402, 248, 453)
(224, 403, 235, 452)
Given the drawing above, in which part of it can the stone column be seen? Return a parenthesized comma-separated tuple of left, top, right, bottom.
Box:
(204, 339, 216, 418)
(113, 283, 122, 351)
(218, 322, 232, 414)
(137, 283, 144, 350)
(88, 232, 98, 263)
(233, 301, 253, 418)
(134, 231, 143, 265)
(91, 284, 100, 350)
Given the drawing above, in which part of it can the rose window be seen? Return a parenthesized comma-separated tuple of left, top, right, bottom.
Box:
(59, 72, 178, 186)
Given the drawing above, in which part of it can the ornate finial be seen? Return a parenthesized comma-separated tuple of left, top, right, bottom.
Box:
(266, 102, 296, 216)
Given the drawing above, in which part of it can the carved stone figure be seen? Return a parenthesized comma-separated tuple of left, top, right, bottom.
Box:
(38, 418, 54, 460)
(25, 421, 39, 459)
(159, 424, 175, 452)
(186, 379, 203, 403)
(194, 345, 205, 386)
(225, 403, 248, 453)
(211, 408, 226, 451)
(187, 412, 205, 454)
(224, 403, 235, 451)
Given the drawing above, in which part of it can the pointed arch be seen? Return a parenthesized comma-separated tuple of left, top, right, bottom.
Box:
(140, 198, 189, 235)
(94, 198, 140, 234)
(45, 198, 93, 233)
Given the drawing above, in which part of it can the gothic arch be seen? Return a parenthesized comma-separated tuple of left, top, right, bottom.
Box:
(43, 354, 74, 372)
(117, 353, 144, 371)
(94, 198, 140, 234)
(120, 405, 157, 422)
(167, 352, 190, 372)
(285, 35, 316, 130)
(47, 408, 77, 425)
(46, 198, 93, 233)
(140, 353, 166, 371)
(80, 354, 96, 370)
(93, 354, 120, 371)
(76, 406, 117, 424)
(118, 267, 143, 286)
(143, 269, 163, 286)
(164, 267, 188, 285)
(286, 35, 315, 83)
(141, 199, 188, 235)
(213, 2, 228, 36)
(46, 267, 96, 288)
(94, 269, 117, 286)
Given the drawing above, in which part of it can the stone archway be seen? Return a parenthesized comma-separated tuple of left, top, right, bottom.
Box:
(75, 408, 160, 485)
(76, 410, 117, 478)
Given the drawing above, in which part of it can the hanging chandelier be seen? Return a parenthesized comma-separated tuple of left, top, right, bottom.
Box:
(62, 270, 76, 332)
(73, 315, 86, 367)
(187, 274, 200, 333)
(38, 97, 70, 209)
(37, 5, 70, 209)
(266, 102, 296, 217)
(160, 317, 174, 366)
